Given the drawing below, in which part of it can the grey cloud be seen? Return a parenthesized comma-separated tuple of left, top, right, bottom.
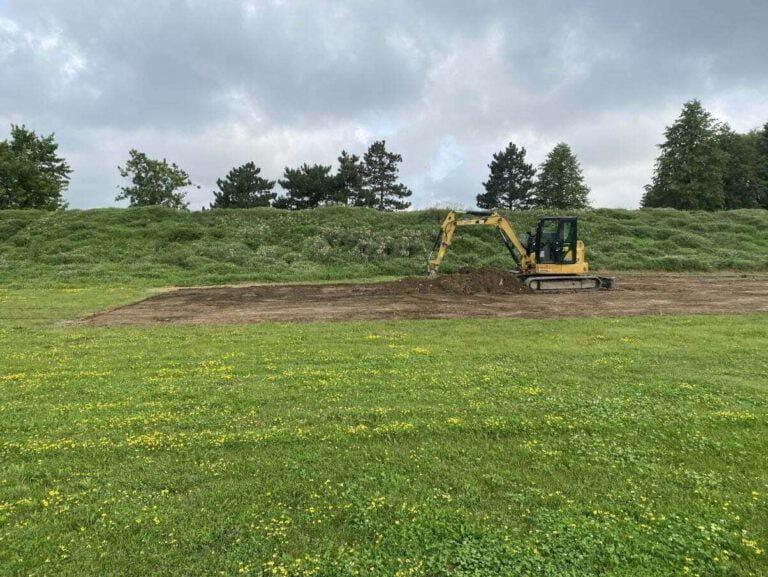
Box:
(4, 1, 431, 128)
(1, 0, 767, 210)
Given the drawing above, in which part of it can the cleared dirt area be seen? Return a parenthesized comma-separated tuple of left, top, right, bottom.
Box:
(84, 271, 768, 326)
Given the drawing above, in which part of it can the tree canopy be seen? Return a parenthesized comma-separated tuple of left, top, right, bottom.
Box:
(116, 150, 196, 209)
(758, 122, 768, 208)
(275, 164, 339, 210)
(721, 129, 767, 210)
(210, 162, 276, 208)
(534, 143, 591, 209)
(362, 140, 412, 211)
(336, 150, 367, 206)
(0, 125, 71, 210)
(477, 142, 536, 210)
(642, 100, 728, 210)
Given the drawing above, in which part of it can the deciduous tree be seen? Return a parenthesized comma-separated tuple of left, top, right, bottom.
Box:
(116, 149, 196, 209)
(0, 125, 71, 210)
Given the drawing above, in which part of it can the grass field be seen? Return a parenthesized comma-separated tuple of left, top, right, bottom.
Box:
(2, 207, 768, 287)
(1, 288, 767, 576)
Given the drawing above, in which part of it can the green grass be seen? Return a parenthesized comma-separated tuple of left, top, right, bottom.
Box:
(1, 206, 767, 287)
(1, 289, 766, 576)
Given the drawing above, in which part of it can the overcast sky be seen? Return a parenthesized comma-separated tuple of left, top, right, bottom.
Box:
(1, 1, 767, 210)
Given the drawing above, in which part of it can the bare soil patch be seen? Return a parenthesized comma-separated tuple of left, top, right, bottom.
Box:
(84, 272, 768, 326)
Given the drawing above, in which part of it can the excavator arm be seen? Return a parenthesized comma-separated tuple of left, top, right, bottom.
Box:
(428, 211, 531, 276)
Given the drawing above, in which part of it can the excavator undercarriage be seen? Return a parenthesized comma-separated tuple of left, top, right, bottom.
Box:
(521, 275, 612, 291)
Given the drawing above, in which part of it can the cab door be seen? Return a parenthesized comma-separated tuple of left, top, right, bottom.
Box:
(558, 219, 578, 264)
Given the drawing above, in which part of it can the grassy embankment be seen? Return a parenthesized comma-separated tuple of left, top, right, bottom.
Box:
(1, 206, 767, 287)
(0, 290, 766, 576)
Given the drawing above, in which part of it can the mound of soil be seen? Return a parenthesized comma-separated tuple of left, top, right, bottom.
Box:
(371, 268, 531, 296)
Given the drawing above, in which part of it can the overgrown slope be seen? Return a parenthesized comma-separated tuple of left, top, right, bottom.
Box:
(1, 206, 767, 286)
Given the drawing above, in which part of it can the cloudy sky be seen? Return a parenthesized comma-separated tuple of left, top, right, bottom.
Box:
(1, 0, 767, 209)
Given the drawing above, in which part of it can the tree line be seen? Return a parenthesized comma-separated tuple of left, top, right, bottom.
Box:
(2, 99, 767, 212)
(205, 141, 413, 211)
(0, 127, 591, 212)
(0, 133, 413, 212)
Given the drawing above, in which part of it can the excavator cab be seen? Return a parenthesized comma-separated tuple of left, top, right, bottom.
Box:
(533, 217, 578, 265)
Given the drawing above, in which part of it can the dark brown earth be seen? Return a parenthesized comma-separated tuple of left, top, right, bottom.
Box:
(84, 271, 768, 326)
(368, 268, 531, 295)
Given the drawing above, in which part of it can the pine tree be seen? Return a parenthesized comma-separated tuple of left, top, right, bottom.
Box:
(476, 142, 535, 209)
(210, 162, 276, 208)
(116, 149, 195, 209)
(0, 125, 71, 210)
(275, 164, 339, 210)
(336, 150, 367, 206)
(362, 140, 412, 211)
(642, 100, 727, 210)
(534, 143, 590, 209)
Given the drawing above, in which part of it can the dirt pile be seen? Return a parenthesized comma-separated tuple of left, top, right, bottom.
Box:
(372, 268, 530, 296)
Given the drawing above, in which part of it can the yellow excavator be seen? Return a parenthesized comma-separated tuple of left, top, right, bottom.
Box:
(428, 210, 613, 291)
